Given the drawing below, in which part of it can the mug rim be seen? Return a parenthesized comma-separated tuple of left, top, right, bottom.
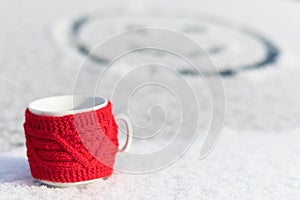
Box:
(28, 95, 108, 116)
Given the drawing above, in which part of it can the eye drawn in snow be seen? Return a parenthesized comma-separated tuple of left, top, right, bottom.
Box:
(67, 11, 279, 77)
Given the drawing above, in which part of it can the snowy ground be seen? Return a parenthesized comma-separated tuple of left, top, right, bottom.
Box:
(0, 0, 300, 199)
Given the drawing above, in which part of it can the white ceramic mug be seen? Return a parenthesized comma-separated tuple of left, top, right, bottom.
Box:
(25, 95, 132, 187)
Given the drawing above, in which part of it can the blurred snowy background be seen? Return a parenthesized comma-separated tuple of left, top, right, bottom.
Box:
(0, 0, 300, 199)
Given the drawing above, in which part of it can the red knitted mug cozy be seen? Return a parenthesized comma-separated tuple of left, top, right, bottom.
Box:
(23, 101, 119, 183)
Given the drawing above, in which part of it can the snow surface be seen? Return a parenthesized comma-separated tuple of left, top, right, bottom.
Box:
(0, 0, 300, 199)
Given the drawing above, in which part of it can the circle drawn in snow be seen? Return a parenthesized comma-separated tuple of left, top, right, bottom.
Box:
(69, 8, 279, 76)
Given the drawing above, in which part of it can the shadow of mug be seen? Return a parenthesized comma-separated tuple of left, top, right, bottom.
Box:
(0, 154, 31, 183)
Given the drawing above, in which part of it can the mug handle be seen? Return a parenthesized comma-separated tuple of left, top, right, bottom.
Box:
(114, 114, 133, 152)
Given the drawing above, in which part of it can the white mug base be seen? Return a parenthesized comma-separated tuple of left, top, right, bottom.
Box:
(38, 177, 107, 188)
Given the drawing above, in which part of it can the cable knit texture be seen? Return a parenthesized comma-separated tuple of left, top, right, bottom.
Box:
(23, 101, 119, 183)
